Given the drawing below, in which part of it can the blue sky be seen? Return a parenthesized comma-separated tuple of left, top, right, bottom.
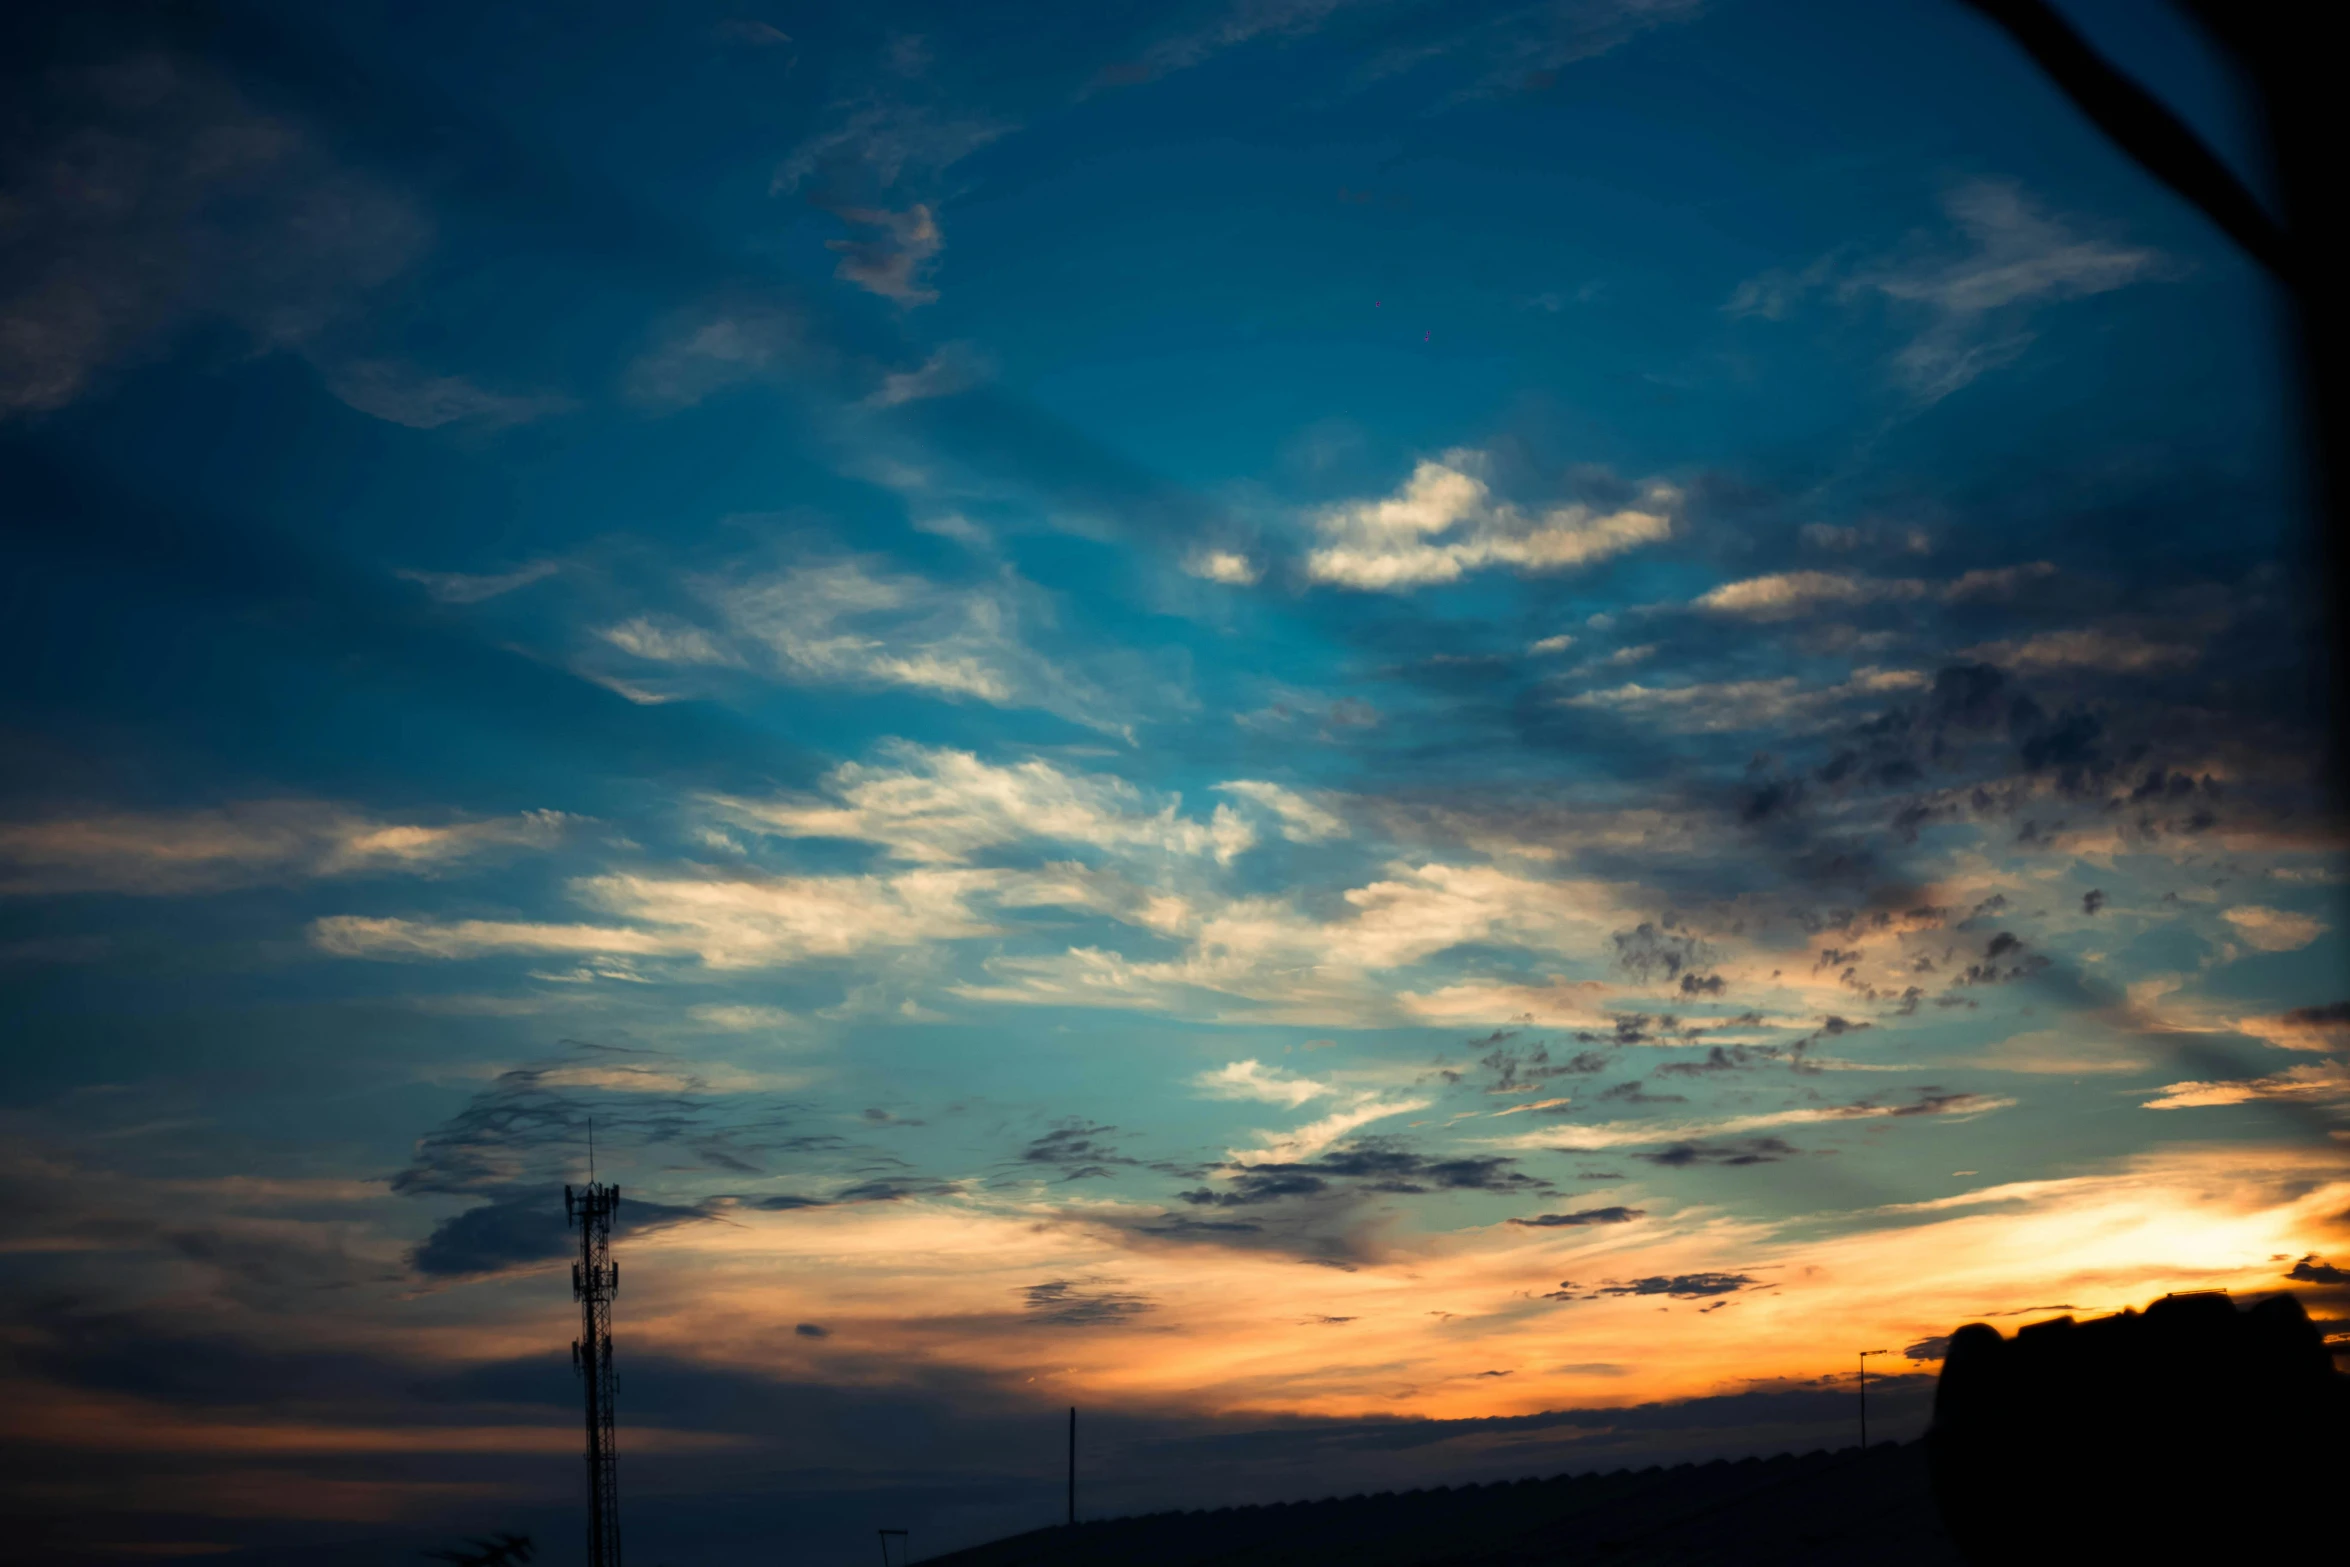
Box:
(2, 0, 2344, 1561)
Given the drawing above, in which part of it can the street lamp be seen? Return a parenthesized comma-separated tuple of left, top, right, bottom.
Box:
(1858, 1350, 1889, 1450)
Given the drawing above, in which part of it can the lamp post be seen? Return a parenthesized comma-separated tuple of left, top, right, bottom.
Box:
(1858, 1350, 1888, 1450)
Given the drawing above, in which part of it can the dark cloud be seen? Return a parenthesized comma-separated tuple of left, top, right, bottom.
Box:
(1953, 931, 2051, 988)
(1655, 1045, 1775, 1077)
(1507, 1207, 1645, 1228)
(834, 1176, 964, 1202)
(1594, 1081, 1687, 1107)
(795, 1322, 829, 1338)
(1904, 1335, 1951, 1362)
(1612, 922, 1710, 985)
(2082, 888, 2107, 915)
(1022, 1279, 1154, 1326)
(1179, 1143, 1551, 1208)
(1639, 1137, 1798, 1167)
(2288, 1255, 2348, 1285)
(392, 1045, 828, 1201)
(1549, 1272, 1758, 1301)
(409, 1190, 715, 1279)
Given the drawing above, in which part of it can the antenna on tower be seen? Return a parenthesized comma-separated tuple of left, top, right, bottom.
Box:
(569, 1125, 623, 1567)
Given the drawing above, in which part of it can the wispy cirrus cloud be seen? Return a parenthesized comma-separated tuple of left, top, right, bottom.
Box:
(590, 557, 1136, 733)
(311, 866, 1026, 970)
(1728, 179, 2161, 401)
(0, 804, 571, 896)
(709, 741, 1254, 865)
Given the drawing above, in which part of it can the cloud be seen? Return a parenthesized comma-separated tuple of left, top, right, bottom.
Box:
(1508, 1207, 1645, 1228)
(1304, 451, 1674, 591)
(952, 862, 1633, 1024)
(1194, 1060, 1331, 1109)
(1729, 179, 2160, 400)
(1184, 548, 1263, 585)
(315, 865, 1034, 969)
(1228, 1097, 1436, 1164)
(1693, 571, 1927, 620)
(1563, 668, 1925, 735)
(712, 741, 1251, 865)
(1183, 1141, 1549, 1206)
(324, 361, 569, 430)
(1485, 1091, 2015, 1155)
(1, 51, 426, 417)
(625, 302, 806, 407)
(409, 1190, 713, 1278)
(864, 341, 988, 406)
(2222, 906, 2328, 953)
(687, 1004, 798, 1031)
(2237, 1002, 2350, 1053)
(826, 204, 944, 304)
(1022, 1278, 1155, 1326)
(2142, 1060, 2350, 1111)
(1637, 1138, 1798, 1167)
(1589, 1272, 1756, 1298)
(0, 804, 570, 896)
(1966, 628, 2196, 674)
(1215, 780, 1346, 842)
(1089, 0, 1355, 91)
(594, 558, 1129, 732)
(395, 562, 560, 604)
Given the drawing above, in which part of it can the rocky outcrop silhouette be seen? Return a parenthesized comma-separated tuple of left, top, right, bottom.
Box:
(1927, 1291, 2347, 1565)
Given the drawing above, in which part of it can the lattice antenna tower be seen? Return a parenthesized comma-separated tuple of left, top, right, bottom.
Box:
(567, 1119, 623, 1567)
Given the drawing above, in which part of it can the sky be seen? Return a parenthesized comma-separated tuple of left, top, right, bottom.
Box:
(2, 0, 2346, 1561)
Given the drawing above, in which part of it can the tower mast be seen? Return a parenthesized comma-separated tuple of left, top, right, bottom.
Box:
(567, 1127, 623, 1567)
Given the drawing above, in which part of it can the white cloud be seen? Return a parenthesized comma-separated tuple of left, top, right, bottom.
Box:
(711, 742, 1254, 865)
(0, 805, 570, 896)
(1305, 451, 1674, 591)
(2143, 1060, 2350, 1110)
(826, 204, 943, 304)
(593, 558, 1127, 732)
(1694, 571, 1927, 620)
(1564, 668, 1925, 735)
(953, 862, 1633, 1025)
(396, 562, 559, 604)
(1729, 180, 2160, 401)
(597, 617, 740, 667)
(2221, 906, 2327, 953)
(1967, 628, 2196, 674)
(1214, 780, 1345, 842)
(1193, 1059, 1330, 1108)
(1226, 1094, 1433, 1165)
(1397, 977, 1613, 1028)
(1, 53, 426, 419)
(313, 866, 1020, 970)
(687, 1003, 799, 1031)
(1529, 634, 1576, 654)
(864, 341, 988, 406)
(1184, 549, 1262, 586)
(325, 361, 568, 430)
(625, 303, 804, 407)
(1483, 1094, 2016, 1152)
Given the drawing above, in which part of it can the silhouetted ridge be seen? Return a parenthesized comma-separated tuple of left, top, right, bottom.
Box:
(925, 1442, 1960, 1565)
(1928, 1291, 2347, 1565)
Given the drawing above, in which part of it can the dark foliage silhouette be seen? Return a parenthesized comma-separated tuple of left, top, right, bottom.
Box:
(1927, 1291, 2348, 1564)
(424, 1533, 534, 1567)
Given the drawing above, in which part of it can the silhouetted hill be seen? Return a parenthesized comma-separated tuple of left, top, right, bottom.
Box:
(922, 1441, 1961, 1567)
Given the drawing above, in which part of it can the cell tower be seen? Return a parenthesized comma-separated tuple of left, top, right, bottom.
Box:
(566, 1154, 623, 1567)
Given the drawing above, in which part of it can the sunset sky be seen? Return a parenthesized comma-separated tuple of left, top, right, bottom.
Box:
(3, 0, 2345, 1561)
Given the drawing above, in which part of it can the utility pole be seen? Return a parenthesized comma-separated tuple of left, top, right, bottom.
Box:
(1858, 1349, 1887, 1451)
(877, 1528, 909, 1566)
(1066, 1406, 1076, 1527)
(568, 1120, 623, 1567)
